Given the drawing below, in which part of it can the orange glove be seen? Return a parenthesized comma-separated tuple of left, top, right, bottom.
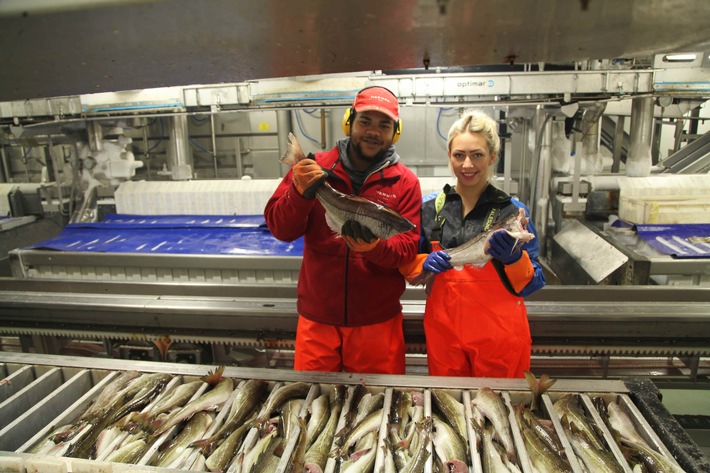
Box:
(292, 158, 328, 199)
(342, 235, 380, 252)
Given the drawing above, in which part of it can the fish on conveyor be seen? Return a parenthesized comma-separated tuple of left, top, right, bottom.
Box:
(553, 394, 606, 452)
(401, 417, 433, 473)
(353, 391, 385, 426)
(80, 371, 143, 423)
(191, 378, 268, 456)
(431, 389, 467, 442)
(204, 412, 256, 473)
(154, 411, 214, 468)
(607, 401, 649, 447)
(411, 207, 534, 292)
(104, 437, 147, 464)
(286, 417, 310, 473)
(152, 377, 234, 436)
(620, 438, 685, 473)
(471, 387, 516, 462)
(333, 408, 384, 459)
(30, 425, 74, 455)
(340, 431, 378, 473)
(108, 373, 173, 425)
(281, 132, 416, 240)
(280, 398, 305, 443)
(565, 421, 624, 473)
(50, 371, 143, 445)
(123, 380, 203, 433)
(514, 405, 571, 473)
(304, 385, 347, 473)
(305, 392, 330, 449)
(240, 429, 280, 473)
(431, 414, 469, 473)
(517, 405, 564, 458)
(94, 425, 124, 459)
(255, 381, 311, 432)
(68, 372, 173, 459)
(474, 420, 522, 473)
(389, 390, 413, 441)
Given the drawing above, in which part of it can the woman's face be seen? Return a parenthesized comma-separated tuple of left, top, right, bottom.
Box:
(448, 131, 495, 191)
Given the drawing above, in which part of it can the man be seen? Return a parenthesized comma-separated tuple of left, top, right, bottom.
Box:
(264, 86, 421, 374)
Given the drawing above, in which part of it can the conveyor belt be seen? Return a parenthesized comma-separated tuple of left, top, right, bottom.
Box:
(0, 353, 707, 473)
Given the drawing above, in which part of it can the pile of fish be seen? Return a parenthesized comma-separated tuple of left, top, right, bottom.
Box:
(23, 368, 685, 473)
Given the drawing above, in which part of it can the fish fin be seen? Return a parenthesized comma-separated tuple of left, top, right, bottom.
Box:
(323, 211, 343, 236)
(201, 365, 225, 385)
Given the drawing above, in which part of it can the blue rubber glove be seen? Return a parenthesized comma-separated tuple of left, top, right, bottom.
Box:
(423, 250, 453, 274)
(488, 231, 523, 265)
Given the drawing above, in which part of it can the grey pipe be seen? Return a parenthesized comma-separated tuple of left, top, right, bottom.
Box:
(627, 97, 655, 177)
(276, 110, 293, 177)
(166, 115, 193, 180)
(87, 121, 103, 153)
(210, 114, 218, 177)
(0, 146, 10, 183)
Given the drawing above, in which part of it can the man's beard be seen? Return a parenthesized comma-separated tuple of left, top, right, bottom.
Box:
(350, 140, 388, 164)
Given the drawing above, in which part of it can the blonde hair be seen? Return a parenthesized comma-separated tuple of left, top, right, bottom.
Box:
(447, 110, 500, 184)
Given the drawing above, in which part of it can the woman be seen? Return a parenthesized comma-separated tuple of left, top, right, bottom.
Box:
(401, 110, 545, 378)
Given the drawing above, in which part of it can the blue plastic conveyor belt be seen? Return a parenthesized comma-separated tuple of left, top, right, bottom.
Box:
(25, 214, 304, 256)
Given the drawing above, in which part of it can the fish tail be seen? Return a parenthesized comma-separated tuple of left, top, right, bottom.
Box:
(201, 365, 225, 385)
(189, 438, 216, 457)
(281, 132, 305, 165)
(409, 270, 434, 289)
(524, 371, 556, 412)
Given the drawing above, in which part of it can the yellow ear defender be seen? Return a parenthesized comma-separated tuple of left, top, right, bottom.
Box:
(341, 108, 402, 144)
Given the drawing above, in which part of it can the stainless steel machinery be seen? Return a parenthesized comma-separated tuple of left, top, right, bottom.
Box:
(0, 353, 708, 472)
(0, 277, 708, 385)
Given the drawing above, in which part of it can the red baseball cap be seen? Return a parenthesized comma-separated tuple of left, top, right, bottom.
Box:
(352, 86, 399, 122)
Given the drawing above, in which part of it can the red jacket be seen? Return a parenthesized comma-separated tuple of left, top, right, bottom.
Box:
(264, 144, 421, 326)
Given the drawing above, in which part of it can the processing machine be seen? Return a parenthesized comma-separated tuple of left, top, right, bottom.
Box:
(1, 2, 710, 471)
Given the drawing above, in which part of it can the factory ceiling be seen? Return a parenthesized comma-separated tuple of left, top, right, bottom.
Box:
(1, 0, 709, 102)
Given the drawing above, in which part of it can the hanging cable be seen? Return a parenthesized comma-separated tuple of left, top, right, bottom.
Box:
(189, 137, 210, 153)
(294, 110, 321, 146)
(436, 107, 454, 141)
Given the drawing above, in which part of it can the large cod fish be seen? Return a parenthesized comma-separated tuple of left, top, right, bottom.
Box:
(411, 207, 534, 293)
(280, 132, 415, 240)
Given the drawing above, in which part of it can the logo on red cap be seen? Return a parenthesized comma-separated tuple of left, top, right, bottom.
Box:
(352, 87, 399, 122)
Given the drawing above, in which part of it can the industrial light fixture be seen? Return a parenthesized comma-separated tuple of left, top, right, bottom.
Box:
(662, 53, 697, 62)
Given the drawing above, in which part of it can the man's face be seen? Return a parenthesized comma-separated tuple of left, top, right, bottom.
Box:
(348, 110, 396, 165)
